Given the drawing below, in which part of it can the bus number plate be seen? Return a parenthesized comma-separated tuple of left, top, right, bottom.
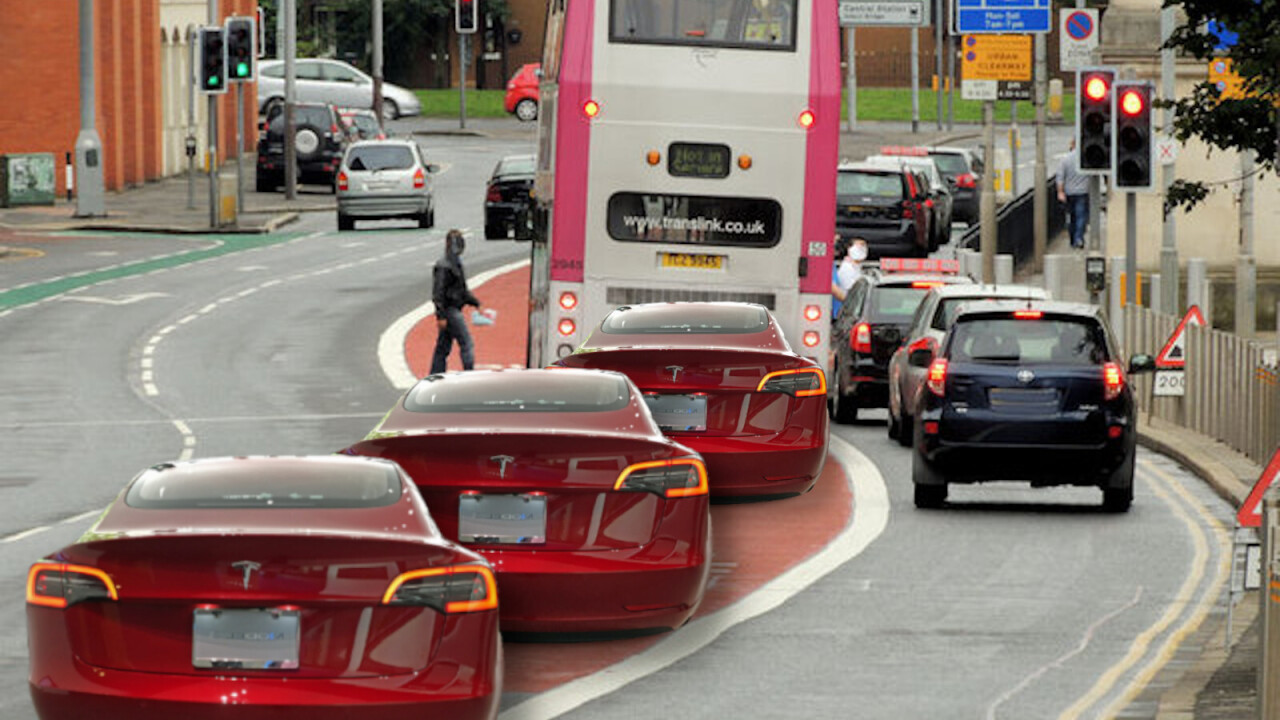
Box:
(661, 252, 725, 270)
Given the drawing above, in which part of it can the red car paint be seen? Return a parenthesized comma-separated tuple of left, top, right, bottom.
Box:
(344, 368, 711, 635)
(26, 456, 501, 720)
(504, 63, 540, 115)
(556, 303, 830, 499)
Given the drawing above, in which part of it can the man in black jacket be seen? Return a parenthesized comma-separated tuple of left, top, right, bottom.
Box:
(430, 229, 482, 373)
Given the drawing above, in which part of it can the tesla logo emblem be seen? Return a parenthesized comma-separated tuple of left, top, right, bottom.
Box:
(231, 561, 261, 590)
(665, 365, 683, 382)
(1017, 369, 1035, 384)
(491, 455, 515, 478)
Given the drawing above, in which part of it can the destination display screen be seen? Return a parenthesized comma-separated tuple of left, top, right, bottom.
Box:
(668, 143, 731, 179)
(606, 192, 782, 248)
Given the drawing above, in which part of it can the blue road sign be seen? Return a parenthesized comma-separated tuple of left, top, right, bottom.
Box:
(1065, 10, 1093, 41)
(956, 0, 1050, 34)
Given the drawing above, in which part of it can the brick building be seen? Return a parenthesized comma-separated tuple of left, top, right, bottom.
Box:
(0, 0, 257, 194)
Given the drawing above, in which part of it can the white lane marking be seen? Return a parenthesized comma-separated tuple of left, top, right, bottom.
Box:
(61, 292, 169, 305)
(61, 509, 102, 525)
(1056, 458, 1229, 719)
(498, 434, 890, 720)
(0, 411, 386, 430)
(1, 526, 52, 544)
(378, 259, 530, 390)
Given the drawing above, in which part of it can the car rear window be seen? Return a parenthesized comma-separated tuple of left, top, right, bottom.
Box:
(346, 145, 415, 171)
(498, 156, 536, 176)
(932, 295, 1047, 330)
(601, 304, 770, 334)
(268, 106, 333, 132)
(928, 153, 969, 176)
(869, 286, 929, 322)
(948, 316, 1109, 365)
(404, 373, 631, 413)
(126, 460, 402, 509)
(837, 171, 903, 199)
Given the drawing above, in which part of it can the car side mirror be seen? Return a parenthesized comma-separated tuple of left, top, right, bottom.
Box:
(426, 163, 441, 174)
(1128, 354, 1156, 374)
(908, 348, 933, 367)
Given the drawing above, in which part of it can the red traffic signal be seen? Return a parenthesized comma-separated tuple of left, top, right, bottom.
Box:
(1119, 89, 1145, 116)
(456, 0, 478, 33)
(1084, 76, 1109, 101)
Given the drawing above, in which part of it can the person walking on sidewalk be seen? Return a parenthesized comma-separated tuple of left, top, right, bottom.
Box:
(1056, 139, 1091, 249)
(430, 229, 482, 374)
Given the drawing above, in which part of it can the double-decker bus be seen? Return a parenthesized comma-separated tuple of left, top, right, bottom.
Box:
(526, 0, 840, 369)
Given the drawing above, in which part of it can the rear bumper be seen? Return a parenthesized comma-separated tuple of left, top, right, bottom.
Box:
(915, 422, 1135, 487)
(952, 190, 979, 223)
(673, 408, 828, 497)
(844, 356, 891, 408)
(472, 505, 710, 634)
(338, 194, 429, 218)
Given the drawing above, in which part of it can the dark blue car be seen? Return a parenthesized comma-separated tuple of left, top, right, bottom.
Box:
(910, 300, 1155, 512)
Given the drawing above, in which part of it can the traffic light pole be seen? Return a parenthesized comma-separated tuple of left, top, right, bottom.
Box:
(1159, 5, 1178, 313)
(74, 0, 105, 217)
(208, 0, 220, 229)
(458, 32, 468, 130)
(1032, 32, 1047, 273)
(373, 0, 384, 129)
(1125, 191, 1136, 307)
(235, 83, 244, 224)
(980, 100, 996, 283)
(284, 0, 297, 201)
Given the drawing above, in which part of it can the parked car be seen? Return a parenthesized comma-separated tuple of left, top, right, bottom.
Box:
(26, 455, 501, 719)
(911, 300, 1155, 511)
(927, 146, 983, 224)
(343, 369, 710, 635)
(830, 258, 973, 423)
(484, 154, 535, 240)
(336, 139, 437, 231)
(258, 59, 422, 121)
(865, 150, 955, 251)
(887, 283, 1051, 445)
(555, 302, 829, 500)
(504, 63, 540, 122)
(338, 107, 386, 140)
(836, 162, 932, 259)
(256, 102, 349, 192)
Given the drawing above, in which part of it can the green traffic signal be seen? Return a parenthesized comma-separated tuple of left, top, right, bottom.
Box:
(236, 62, 249, 77)
(207, 75, 220, 87)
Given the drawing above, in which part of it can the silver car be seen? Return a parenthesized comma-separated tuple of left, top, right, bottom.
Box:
(258, 59, 422, 121)
(887, 283, 1051, 445)
(336, 139, 437, 231)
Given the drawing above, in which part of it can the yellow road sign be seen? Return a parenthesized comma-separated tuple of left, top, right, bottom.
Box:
(961, 34, 1032, 82)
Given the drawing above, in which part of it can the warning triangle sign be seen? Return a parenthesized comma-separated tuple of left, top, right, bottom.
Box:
(1238, 448, 1280, 528)
(1155, 305, 1206, 369)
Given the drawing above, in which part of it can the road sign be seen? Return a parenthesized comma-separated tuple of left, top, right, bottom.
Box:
(1155, 305, 1206, 369)
(1059, 8, 1098, 71)
(1153, 369, 1185, 396)
(1237, 448, 1280, 528)
(1156, 135, 1179, 165)
(839, 0, 929, 27)
(955, 0, 1051, 34)
(961, 35, 1032, 101)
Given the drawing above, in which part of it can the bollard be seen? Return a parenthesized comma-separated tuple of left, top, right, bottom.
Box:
(958, 248, 981, 283)
(994, 147, 1014, 204)
(995, 254, 1013, 285)
(1149, 274, 1162, 314)
(1260, 487, 1280, 718)
(1047, 78, 1064, 122)
(1044, 254, 1063, 299)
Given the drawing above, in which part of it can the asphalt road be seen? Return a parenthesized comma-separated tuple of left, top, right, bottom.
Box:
(0, 124, 1231, 720)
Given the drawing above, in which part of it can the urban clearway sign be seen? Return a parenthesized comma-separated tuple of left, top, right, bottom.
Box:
(839, 0, 930, 27)
(1059, 8, 1098, 71)
(961, 34, 1033, 101)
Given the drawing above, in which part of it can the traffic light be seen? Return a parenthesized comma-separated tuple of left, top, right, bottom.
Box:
(1113, 81, 1154, 190)
(225, 16, 256, 82)
(456, 0, 478, 34)
(198, 26, 227, 94)
(1076, 69, 1114, 173)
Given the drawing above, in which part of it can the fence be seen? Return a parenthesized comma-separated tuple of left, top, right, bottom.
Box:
(1121, 304, 1280, 466)
(958, 178, 1066, 272)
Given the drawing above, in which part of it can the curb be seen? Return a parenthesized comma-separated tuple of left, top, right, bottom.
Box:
(413, 129, 488, 138)
(1135, 413, 1251, 506)
(0, 211, 302, 236)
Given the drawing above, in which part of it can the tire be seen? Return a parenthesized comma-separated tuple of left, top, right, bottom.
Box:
(896, 412, 913, 448)
(831, 369, 858, 424)
(418, 211, 432, 229)
(381, 98, 399, 122)
(515, 98, 539, 122)
(1102, 454, 1135, 512)
(337, 213, 354, 231)
(427, 207, 436, 228)
(912, 459, 948, 509)
(294, 126, 322, 161)
(887, 409, 900, 440)
(485, 223, 506, 240)
(262, 97, 284, 119)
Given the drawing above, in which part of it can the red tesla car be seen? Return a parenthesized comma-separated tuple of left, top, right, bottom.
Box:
(344, 368, 711, 636)
(555, 303, 829, 499)
(26, 456, 501, 720)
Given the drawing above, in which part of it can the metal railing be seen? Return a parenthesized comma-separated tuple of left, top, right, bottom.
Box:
(958, 178, 1066, 272)
(1122, 304, 1280, 465)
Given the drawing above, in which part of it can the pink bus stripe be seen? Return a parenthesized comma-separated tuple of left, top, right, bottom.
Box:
(800, 0, 839, 294)
(550, 0, 594, 283)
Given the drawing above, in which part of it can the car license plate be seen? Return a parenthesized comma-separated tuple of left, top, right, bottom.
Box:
(362, 181, 399, 192)
(660, 252, 725, 270)
(644, 393, 708, 432)
(458, 493, 547, 544)
(192, 608, 300, 670)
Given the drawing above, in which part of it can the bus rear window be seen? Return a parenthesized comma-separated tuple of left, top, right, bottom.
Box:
(607, 192, 782, 248)
(611, 0, 796, 51)
(601, 303, 770, 334)
(405, 374, 631, 413)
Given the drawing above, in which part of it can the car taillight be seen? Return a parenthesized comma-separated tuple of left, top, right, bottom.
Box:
(925, 198, 934, 209)
(956, 173, 977, 189)
(901, 200, 915, 219)
(1103, 361, 1124, 401)
(413, 168, 426, 189)
(382, 565, 497, 613)
(852, 322, 872, 354)
(757, 368, 827, 397)
(804, 304, 822, 322)
(27, 562, 118, 609)
(926, 358, 948, 396)
(337, 171, 348, 191)
(486, 185, 502, 202)
(559, 291, 578, 310)
(330, 123, 339, 136)
(615, 458, 708, 498)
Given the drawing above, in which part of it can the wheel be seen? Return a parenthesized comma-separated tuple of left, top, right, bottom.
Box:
(417, 211, 431, 229)
(427, 206, 436, 228)
(485, 223, 506, 240)
(381, 98, 399, 122)
(912, 459, 948, 509)
(515, 98, 539, 122)
(887, 409, 900, 440)
(1102, 454, 1135, 512)
(832, 371, 858, 424)
(337, 213, 354, 231)
(896, 412, 913, 448)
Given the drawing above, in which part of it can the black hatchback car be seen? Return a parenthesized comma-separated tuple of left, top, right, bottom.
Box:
(256, 102, 349, 192)
(910, 300, 1155, 512)
(484, 154, 535, 240)
(836, 163, 932, 259)
(830, 259, 973, 423)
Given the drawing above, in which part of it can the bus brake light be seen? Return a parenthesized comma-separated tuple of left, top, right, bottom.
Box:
(558, 318, 576, 336)
(583, 100, 601, 119)
(559, 292, 578, 311)
(804, 305, 822, 322)
(803, 331, 820, 348)
(798, 109, 816, 129)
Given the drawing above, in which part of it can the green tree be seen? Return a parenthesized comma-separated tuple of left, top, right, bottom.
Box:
(1163, 0, 1280, 211)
